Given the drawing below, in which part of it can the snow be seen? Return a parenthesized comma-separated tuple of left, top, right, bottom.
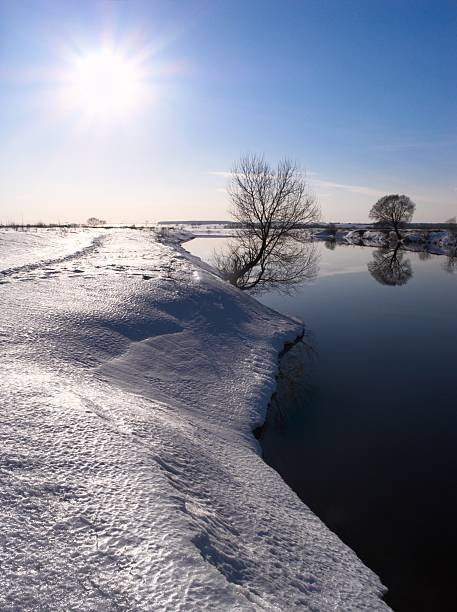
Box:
(0, 228, 389, 610)
(0, 227, 103, 275)
(159, 223, 236, 238)
(342, 230, 364, 244)
(402, 232, 425, 243)
(343, 230, 389, 246)
(320, 227, 457, 252)
(427, 230, 456, 247)
(359, 231, 389, 246)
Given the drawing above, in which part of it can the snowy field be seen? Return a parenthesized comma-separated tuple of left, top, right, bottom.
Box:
(0, 228, 389, 610)
(0, 227, 103, 274)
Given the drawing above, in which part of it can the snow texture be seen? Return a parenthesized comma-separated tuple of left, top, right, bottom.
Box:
(343, 230, 389, 246)
(0, 227, 102, 276)
(0, 228, 389, 611)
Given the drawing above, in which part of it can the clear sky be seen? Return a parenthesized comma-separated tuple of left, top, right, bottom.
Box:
(0, 0, 455, 223)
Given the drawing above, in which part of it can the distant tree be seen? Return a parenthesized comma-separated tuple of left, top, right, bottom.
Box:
(367, 245, 413, 286)
(327, 223, 337, 238)
(86, 217, 106, 226)
(369, 194, 415, 241)
(219, 153, 320, 289)
(445, 216, 457, 237)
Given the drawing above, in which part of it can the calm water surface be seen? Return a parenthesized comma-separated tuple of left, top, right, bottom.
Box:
(185, 237, 457, 612)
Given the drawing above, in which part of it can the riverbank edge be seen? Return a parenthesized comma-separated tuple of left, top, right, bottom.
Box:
(174, 229, 391, 609)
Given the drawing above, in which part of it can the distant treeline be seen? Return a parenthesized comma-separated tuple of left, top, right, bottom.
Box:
(0, 222, 153, 230)
(2, 220, 455, 231)
(158, 220, 456, 230)
(306, 222, 457, 231)
(158, 220, 236, 226)
(0, 222, 82, 230)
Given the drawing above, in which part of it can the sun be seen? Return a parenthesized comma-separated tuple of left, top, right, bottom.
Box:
(67, 49, 144, 119)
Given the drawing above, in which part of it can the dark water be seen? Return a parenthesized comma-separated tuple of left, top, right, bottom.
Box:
(185, 237, 457, 611)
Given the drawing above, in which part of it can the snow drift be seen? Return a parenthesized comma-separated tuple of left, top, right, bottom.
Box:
(0, 228, 389, 610)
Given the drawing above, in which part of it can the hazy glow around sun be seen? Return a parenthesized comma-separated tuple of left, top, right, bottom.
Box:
(66, 49, 144, 119)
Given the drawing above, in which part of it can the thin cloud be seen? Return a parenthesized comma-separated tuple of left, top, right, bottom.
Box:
(311, 179, 384, 198)
(208, 171, 232, 178)
(210, 170, 385, 198)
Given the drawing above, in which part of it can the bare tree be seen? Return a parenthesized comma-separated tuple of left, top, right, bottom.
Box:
(86, 217, 106, 226)
(219, 154, 320, 290)
(369, 194, 415, 241)
(327, 223, 337, 239)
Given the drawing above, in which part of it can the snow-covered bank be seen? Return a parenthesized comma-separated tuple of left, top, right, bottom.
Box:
(0, 227, 103, 274)
(0, 229, 389, 610)
(327, 228, 457, 253)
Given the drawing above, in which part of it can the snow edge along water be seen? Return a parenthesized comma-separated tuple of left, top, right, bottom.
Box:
(0, 227, 391, 611)
(169, 230, 392, 610)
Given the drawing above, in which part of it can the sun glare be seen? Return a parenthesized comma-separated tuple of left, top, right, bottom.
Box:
(67, 49, 144, 119)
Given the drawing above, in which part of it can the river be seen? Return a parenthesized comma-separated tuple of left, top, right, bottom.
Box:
(184, 236, 457, 611)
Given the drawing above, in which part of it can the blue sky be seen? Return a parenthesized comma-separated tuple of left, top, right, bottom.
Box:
(0, 0, 455, 223)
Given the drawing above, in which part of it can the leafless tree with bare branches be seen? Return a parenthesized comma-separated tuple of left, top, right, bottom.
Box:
(369, 194, 415, 241)
(215, 154, 320, 291)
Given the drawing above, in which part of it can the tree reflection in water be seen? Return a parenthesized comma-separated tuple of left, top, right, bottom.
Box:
(443, 248, 457, 274)
(368, 245, 413, 286)
(324, 239, 337, 251)
(418, 250, 432, 261)
(215, 236, 455, 291)
(214, 236, 319, 293)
